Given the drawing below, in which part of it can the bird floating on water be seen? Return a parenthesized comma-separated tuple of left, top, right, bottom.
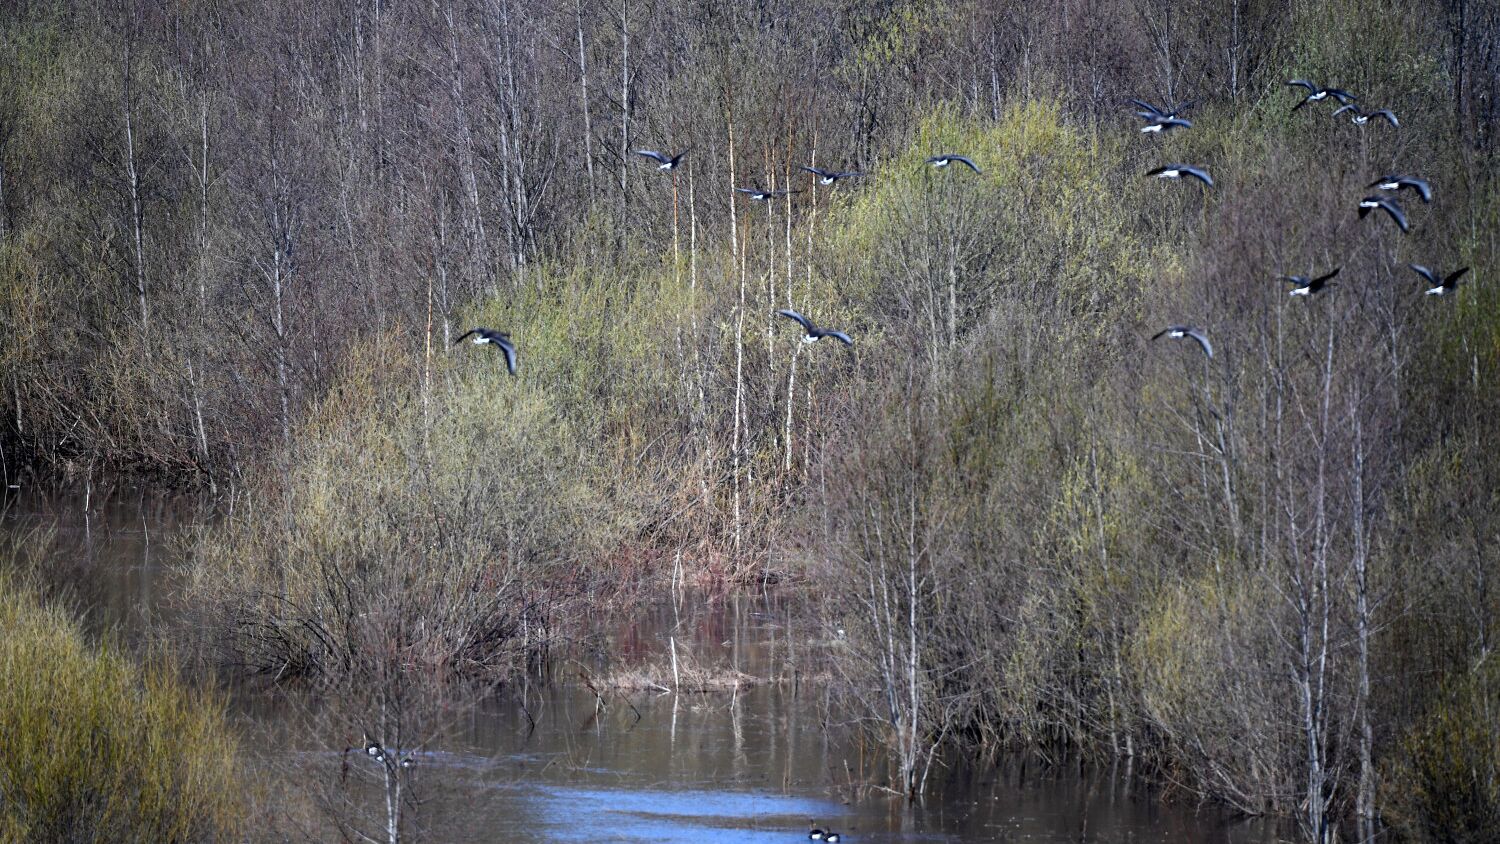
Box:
(1333, 104, 1398, 127)
(1140, 116, 1192, 134)
(1280, 267, 1340, 297)
(1151, 325, 1213, 359)
(634, 148, 688, 170)
(776, 309, 853, 346)
(1287, 79, 1356, 110)
(1357, 195, 1410, 233)
(1146, 164, 1213, 187)
(1409, 263, 1470, 296)
(1368, 174, 1431, 203)
(800, 165, 864, 185)
(454, 327, 518, 375)
(735, 187, 800, 201)
(925, 154, 981, 173)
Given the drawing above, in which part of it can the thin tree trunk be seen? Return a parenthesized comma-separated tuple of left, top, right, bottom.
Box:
(123, 34, 149, 344)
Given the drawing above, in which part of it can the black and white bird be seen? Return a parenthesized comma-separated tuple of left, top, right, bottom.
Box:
(1280, 267, 1340, 297)
(800, 165, 864, 185)
(1357, 195, 1410, 232)
(1151, 325, 1213, 359)
(808, 822, 827, 841)
(1146, 164, 1213, 187)
(365, 740, 384, 760)
(776, 309, 853, 346)
(824, 833, 841, 843)
(398, 754, 417, 769)
(925, 154, 982, 173)
(1140, 116, 1192, 134)
(1129, 97, 1195, 121)
(1286, 79, 1357, 110)
(1332, 104, 1398, 127)
(1368, 174, 1431, 203)
(1409, 264, 1470, 296)
(735, 186, 800, 202)
(634, 148, 689, 170)
(454, 327, 518, 375)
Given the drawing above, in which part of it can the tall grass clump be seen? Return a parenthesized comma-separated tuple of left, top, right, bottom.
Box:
(0, 574, 243, 842)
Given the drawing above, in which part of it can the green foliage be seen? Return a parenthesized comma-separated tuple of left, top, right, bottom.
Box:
(1383, 657, 1500, 843)
(0, 575, 243, 843)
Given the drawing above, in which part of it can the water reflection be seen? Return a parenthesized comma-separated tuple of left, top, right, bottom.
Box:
(4, 486, 1282, 842)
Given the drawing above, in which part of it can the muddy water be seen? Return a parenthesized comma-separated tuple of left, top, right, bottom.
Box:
(3, 486, 1282, 843)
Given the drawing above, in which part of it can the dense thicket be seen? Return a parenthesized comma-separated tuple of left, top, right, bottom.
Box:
(4, 0, 1500, 840)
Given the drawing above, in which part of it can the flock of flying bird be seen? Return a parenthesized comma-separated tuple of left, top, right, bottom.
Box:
(1141, 79, 1466, 361)
(457, 79, 1468, 377)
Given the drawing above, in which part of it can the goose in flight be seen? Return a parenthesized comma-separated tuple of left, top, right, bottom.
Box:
(1280, 267, 1340, 296)
(800, 165, 864, 185)
(1287, 79, 1357, 110)
(776, 309, 853, 346)
(1368, 174, 1431, 203)
(634, 149, 689, 170)
(1151, 325, 1213, 359)
(455, 327, 518, 375)
(1129, 97, 1195, 121)
(1146, 164, 1213, 187)
(1140, 116, 1192, 134)
(1357, 195, 1410, 232)
(1333, 104, 1398, 127)
(735, 187, 801, 201)
(925, 154, 982, 173)
(1409, 264, 1470, 296)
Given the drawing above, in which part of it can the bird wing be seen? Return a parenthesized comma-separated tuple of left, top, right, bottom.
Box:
(1327, 89, 1357, 104)
(1145, 166, 1172, 177)
(1333, 104, 1359, 117)
(1128, 98, 1164, 116)
(453, 328, 480, 344)
(1444, 267, 1471, 286)
(952, 156, 982, 173)
(668, 149, 690, 164)
(1379, 198, 1410, 231)
(1371, 109, 1398, 126)
(1286, 79, 1318, 92)
(495, 338, 518, 375)
(822, 330, 854, 346)
(776, 309, 816, 333)
(1404, 178, 1432, 202)
(1291, 96, 1312, 112)
(1408, 264, 1438, 285)
(734, 187, 759, 195)
(1150, 327, 1175, 342)
(1279, 275, 1309, 286)
(1185, 329, 1214, 358)
(799, 165, 829, 178)
(835, 171, 865, 179)
(635, 149, 669, 164)
(1173, 99, 1197, 114)
(1311, 267, 1341, 286)
(1180, 166, 1213, 186)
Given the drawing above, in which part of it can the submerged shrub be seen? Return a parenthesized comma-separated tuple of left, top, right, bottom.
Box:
(187, 341, 623, 682)
(0, 576, 243, 843)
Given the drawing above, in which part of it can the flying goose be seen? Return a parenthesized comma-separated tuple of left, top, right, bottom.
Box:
(925, 154, 982, 173)
(454, 327, 518, 375)
(1129, 97, 1195, 121)
(1146, 164, 1213, 187)
(1357, 195, 1410, 232)
(1140, 116, 1192, 134)
(1151, 325, 1213, 359)
(1409, 264, 1470, 296)
(634, 149, 689, 170)
(1332, 104, 1398, 127)
(776, 309, 853, 346)
(800, 165, 864, 185)
(1280, 267, 1340, 296)
(1368, 174, 1431, 203)
(735, 186, 801, 201)
(1287, 79, 1357, 110)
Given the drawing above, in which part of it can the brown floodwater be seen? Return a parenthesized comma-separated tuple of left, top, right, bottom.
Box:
(3, 484, 1285, 843)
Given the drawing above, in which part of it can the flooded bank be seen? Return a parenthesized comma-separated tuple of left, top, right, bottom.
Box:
(2, 485, 1282, 842)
